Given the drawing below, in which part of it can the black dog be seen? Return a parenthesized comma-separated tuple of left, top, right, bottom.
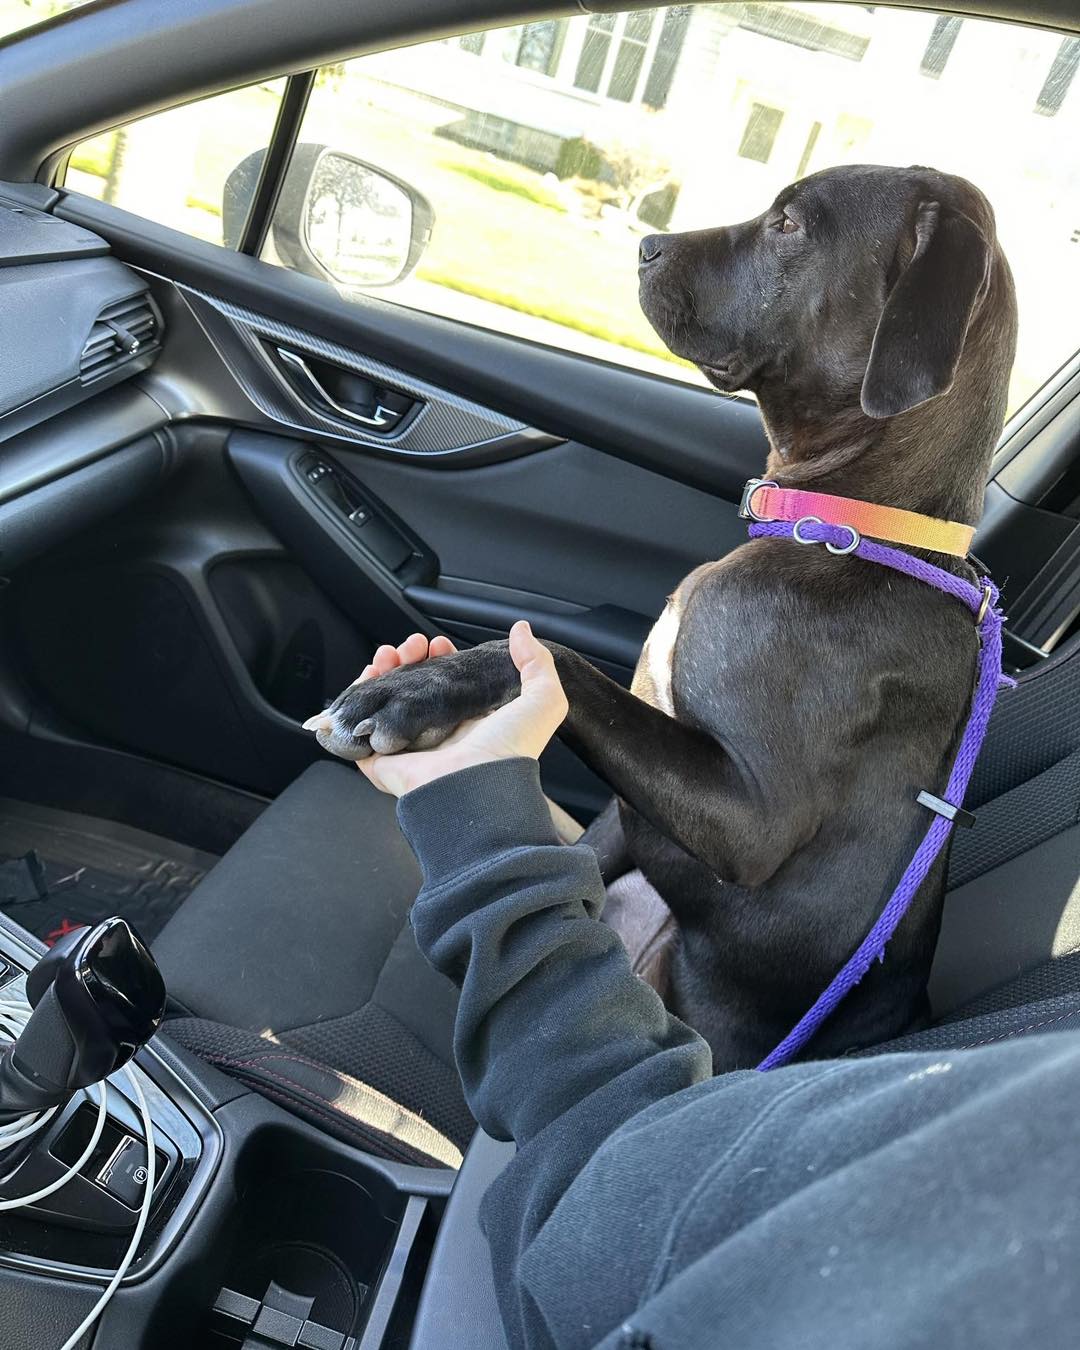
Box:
(311, 165, 1018, 1069)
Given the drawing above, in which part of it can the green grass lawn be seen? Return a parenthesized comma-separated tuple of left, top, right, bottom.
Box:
(300, 84, 687, 370)
(63, 76, 680, 369)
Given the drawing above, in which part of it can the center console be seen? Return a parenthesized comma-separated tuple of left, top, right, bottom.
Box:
(0, 910, 462, 1349)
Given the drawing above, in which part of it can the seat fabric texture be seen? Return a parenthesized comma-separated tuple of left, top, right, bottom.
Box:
(153, 760, 471, 1168)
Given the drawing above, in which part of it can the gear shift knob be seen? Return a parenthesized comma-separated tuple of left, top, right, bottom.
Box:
(0, 918, 166, 1121)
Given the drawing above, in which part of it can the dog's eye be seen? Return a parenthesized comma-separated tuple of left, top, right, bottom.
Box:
(777, 214, 800, 235)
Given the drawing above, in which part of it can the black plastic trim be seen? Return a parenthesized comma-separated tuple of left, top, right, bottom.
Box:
(55, 194, 770, 498)
(237, 71, 315, 257)
(0, 433, 168, 573)
(0, 383, 168, 501)
(409, 1129, 512, 1350)
(226, 429, 440, 637)
(0, 927, 223, 1290)
(405, 584, 648, 671)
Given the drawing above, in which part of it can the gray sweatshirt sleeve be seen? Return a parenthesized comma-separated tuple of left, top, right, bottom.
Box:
(397, 757, 712, 1152)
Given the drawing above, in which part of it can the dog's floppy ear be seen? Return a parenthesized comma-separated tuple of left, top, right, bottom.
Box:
(861, 199, 990, 419)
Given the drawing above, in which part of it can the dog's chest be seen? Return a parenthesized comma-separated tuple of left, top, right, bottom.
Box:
(632, 600, 680, 714)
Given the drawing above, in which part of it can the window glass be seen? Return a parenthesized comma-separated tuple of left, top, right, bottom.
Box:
(65, 80, 285, 246)
(49, 6, 1080, 419)
(0, 0, 97, 40)
(262, 7, 1080, 415)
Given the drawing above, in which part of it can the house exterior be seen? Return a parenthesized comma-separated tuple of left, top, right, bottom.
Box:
(360, 4, 1080, 243)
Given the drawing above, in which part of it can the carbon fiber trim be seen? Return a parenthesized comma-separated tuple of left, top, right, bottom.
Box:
(186, 287, 533, 456)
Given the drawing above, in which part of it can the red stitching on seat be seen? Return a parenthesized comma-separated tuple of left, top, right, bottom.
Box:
(200, 1051, 449, 1166)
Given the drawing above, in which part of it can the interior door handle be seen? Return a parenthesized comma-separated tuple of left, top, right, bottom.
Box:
(276, 347, 403, 429)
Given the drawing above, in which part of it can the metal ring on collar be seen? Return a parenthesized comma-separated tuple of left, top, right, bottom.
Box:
(825, 524, 861, 556)
(792, 515, 825, 545)
(740, 478, 779, 521)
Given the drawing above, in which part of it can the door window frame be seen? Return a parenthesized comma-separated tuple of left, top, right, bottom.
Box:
(53, 27, 1080, 427)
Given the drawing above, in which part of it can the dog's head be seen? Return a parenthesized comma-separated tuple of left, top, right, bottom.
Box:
(639, 164, 1014, 425)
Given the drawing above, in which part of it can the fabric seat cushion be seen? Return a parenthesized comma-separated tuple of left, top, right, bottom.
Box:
(152, 760, 472, 1163)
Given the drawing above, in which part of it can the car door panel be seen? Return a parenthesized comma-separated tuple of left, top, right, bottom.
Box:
(53, 194, 771, 494)
(5, 188, 771, 816)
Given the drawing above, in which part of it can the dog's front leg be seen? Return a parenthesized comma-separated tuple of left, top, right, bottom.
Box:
(318, 639, 797, 890)
(549, 643, 798, 890)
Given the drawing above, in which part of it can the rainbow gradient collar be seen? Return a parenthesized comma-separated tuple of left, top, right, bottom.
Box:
(738, 478, 974, 558)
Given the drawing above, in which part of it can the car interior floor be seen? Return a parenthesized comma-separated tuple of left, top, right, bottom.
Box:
(0, 797, 216, 944)
(0, 718, 269, 944)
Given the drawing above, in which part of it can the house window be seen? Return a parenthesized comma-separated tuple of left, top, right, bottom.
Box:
(515, 20, 566, 77)
(459, 32, 485, 56)
(643, 7, 691, 110)
(1035, 36, 1080, 116)
(574, 14, 617, 94)
(608, 12, 655, 103)
(573, 12, 658, 104)
(737, 3, 870, 62)
(738, 104, 784, 164)
(920, 16, 962, 79)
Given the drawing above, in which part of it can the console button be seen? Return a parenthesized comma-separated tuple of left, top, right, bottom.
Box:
(254, 1306, 304, 1346)
(95, 1133, 150, 1209)
(298, 1323, 346, 1350)
(0, 956, 16, 987)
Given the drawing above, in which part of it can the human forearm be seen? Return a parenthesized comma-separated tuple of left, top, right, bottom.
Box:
(398, 757, 711, 1149)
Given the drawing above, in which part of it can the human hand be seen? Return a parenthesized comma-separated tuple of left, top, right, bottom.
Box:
(323, 622, 568, 798)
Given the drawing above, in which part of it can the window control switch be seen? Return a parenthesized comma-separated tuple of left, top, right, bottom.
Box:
(352, 516, 412, 571)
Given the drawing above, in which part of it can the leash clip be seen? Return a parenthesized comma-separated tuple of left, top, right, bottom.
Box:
(738, 478, 778, 521)
(976, 582, 993, 626)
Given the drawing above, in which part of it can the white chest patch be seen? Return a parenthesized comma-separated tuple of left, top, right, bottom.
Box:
(636, 601, 681, 717)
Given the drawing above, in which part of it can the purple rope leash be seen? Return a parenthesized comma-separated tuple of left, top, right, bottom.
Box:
(748, 518, 1014, 1072)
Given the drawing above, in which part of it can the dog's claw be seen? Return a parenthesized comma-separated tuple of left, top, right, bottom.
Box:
(352, 718, 374, 738)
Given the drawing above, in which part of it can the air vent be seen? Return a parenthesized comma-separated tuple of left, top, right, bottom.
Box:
(79, 294, 161, 383)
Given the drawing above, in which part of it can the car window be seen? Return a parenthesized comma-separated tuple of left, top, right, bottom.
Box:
(0, 0, 98, 41)
(65, 80, 285, 247)
(263, 6, 1080, 416)
(53, 7, 1080, 419)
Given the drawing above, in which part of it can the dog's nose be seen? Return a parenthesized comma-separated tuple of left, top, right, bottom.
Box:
(639, 236, 663, 266)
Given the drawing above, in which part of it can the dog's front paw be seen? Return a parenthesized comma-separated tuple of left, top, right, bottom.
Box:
(307, 650, 509, 761)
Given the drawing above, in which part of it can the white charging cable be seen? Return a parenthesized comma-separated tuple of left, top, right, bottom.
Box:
(0, 984, 156, 1349)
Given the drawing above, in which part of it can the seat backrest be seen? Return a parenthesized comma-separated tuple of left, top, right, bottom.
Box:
(934, 632, 1080, 1017)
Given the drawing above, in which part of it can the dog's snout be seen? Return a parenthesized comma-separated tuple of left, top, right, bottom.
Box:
(639, 236, 664, 266)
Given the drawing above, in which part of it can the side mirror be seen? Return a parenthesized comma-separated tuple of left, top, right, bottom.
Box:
(223, 144, 434, 288)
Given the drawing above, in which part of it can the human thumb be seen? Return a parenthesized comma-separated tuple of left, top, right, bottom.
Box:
(508, 621, 568, 720)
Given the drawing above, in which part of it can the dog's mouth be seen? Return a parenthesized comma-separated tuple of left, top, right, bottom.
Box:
(699, 358, 754, 393)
